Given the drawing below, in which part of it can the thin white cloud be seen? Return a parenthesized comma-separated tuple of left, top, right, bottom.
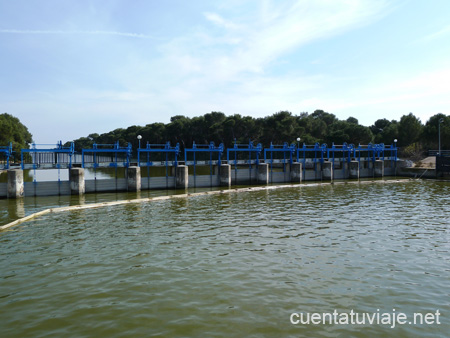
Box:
(176, 0, 392, 81)
(0, 29, 157, 39)
(419, 25, 450, 42)
(204, 12, 240, 30)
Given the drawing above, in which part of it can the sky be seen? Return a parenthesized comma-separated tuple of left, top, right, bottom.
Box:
(1, 0, 450, 144)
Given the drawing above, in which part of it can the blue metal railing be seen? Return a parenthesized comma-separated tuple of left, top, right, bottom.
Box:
(138, 142, 180, 167)
(21, 141, 75, 170)
(81, 141, 132, 168)
(227, 141, 262, 166)
(0, 142, 13, 169)
(138, 142, 180, 189)
(185, 142, 224, 187)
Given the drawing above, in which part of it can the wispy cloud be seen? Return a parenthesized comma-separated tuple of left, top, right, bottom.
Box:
(418, 25, 450, 42)
(204, 12, 240, 30)
(0, 29, 157, 39)
(172, 0, 391, 80)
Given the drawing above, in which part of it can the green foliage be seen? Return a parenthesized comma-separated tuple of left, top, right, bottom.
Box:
(398, 113, 422, 147)
(0, 113, 33, 153)
(3, 111, 449, 160)
(421, 113, 450, 150)
(63, 110, 448, 156)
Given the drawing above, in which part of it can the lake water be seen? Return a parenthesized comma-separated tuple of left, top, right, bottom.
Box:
(1, 180, 449, 337)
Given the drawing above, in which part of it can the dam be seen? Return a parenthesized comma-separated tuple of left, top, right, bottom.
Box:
(0, 139, 429, 198)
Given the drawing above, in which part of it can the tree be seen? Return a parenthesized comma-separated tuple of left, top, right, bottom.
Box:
(422, 114, 450, 150)
(398, 113, 423, 147)
(0, 113, 33, 153)
(378, 122, 399, 145)
(346, 117, 358, 124)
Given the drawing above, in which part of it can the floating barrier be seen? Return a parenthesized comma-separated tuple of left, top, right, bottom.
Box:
(0, 178, 412, 231)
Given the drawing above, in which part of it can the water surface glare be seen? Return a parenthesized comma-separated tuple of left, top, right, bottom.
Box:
(1, 181, 449, 337)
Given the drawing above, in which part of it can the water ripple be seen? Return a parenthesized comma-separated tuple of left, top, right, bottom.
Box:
(0, 180, 449, 337)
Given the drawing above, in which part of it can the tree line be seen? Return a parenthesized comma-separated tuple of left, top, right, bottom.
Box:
(69, 110, 449, 157)
(1, 110, 449, 158)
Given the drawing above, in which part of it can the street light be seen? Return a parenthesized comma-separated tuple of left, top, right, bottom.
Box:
(296, 137, 301, 148)
(393, 139, 398, 177)
(438, 118, 444, 156)
(137, 135, 142, 149)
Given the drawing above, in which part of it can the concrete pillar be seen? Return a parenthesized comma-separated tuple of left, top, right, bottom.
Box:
(220, 164, 231, 187)
(290, 162, 302, 183)
(7, 169, 24, 198)
(257, 163, 269, 184)
(322, 161, 333, 181)
(127, 166, 141, 192)
(69, 168, 85, 195)
(374, 160, 384, 177)
(176, 165, 189, 189)
(349, 161, 360, 179)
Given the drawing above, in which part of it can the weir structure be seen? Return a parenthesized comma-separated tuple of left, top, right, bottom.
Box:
(227, 141, 263, 184)
(137, 142, 180, 190)
(264, 142, 296, 184)
(0, 140, 406, 198)
(0, 142, 13, 170)
(185, 142, 224, 188)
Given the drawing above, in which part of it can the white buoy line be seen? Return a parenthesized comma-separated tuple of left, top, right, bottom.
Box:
(0, 179, 411, 231)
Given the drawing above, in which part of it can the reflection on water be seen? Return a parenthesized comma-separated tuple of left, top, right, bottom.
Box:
(0, 180, 449, 337)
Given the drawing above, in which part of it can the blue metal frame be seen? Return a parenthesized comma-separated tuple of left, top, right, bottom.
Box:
(81, 141, 132, 168)
(0, 142, 13, 169)
(264, 142, 296, 164)
(184, 141, 224, 166)
(185, 142, 224, 187)
(325, 142, 355, 175)
(226, 141, 262, 184)
(21, 141, 75, 170)
(138, 141, 180, 190)
(226, 141, 262, 166)
(296, 143, 327, 175)
(138, 142, 180, 167)
(264, 142, 296, 182)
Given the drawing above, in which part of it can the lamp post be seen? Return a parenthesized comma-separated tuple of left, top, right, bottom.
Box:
(438, 118, 444, 156)
(296, 137, 301, 162)
(137, 135, 142, 149)
(394, 139, 398, 177)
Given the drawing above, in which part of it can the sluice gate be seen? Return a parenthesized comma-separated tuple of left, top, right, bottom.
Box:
(137, 142, 180, 189)
(227, 141, 262, 184)
(184, 142, 224, 188)
(0, 139, 421, 198)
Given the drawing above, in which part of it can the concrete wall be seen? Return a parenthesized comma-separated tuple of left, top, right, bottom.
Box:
(230, 168, 258, 185)
(0, 160, 406, 199)
(85, 178, 127, 193)
(0, 183, 7, 198)
(398, 167, 436, 179)
(24, 181, 71, 197)
(141, 176, 176, 190)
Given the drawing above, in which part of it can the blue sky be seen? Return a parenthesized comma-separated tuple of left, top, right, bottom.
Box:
(1, 0, 450, 143)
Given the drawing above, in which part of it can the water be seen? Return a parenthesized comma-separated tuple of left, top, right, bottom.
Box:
(1, 180, 449, 337)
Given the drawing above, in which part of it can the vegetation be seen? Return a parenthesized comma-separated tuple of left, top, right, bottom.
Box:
(67, 110, 450, 158)
(0, 113, 32, 153)
(1, 110, 449, 160)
